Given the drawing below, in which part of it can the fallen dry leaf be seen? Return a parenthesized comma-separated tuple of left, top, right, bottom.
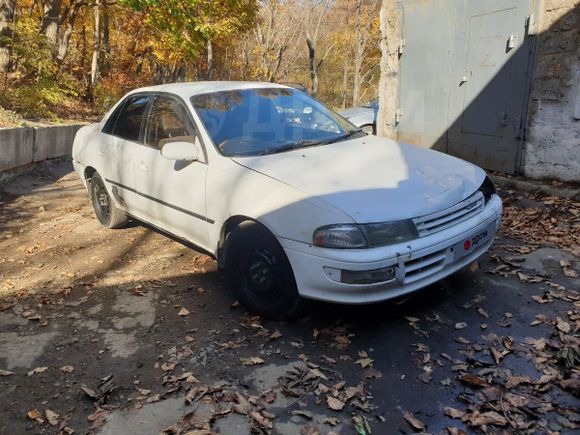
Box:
(290, 410, 313, 420)
(403, 410, 425, 431)
(458, 374, 488, 387)
(0, 369, 15, 376)
(477, 308, 490, 318)
(556, 317, 571, 333)
(27, 366, 48, 376)
(326, 396, 345, 411)
(45, 409, 59, 426)
(444, 407, 465, 419)
(364, 368, 382, 379)
(240, 356, 265, 366)
(161, 362, 176, 372)
(27, 409, 44, 424)
(355, 357, 374, 368)
(560, 378, 580, 393)
(455, 322, 467, 330)
(250, 411, 273, 429)
(269, 330, 282, 340)
(146, 394, 161, 403)
(299, 425, 321, 435)
(320, 417, 340, 426)
(178, 307, 190, 316)
(462, 410, 507, 427)
(60, 365, 74, 373)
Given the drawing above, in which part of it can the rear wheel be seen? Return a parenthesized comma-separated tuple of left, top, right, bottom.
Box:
(224, 221, 301, 319)
(89, 173, 128, 229)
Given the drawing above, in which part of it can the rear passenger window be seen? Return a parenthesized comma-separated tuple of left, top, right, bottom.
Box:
(112, 95, 151, 142)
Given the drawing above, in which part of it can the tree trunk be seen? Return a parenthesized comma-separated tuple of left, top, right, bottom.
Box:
(56, 1, 83, 64)
(0, 0, 16, 72)
(90, 0, 101, 88)
(40, 0, 62, 46)
(306, 38, 318, 98)
(377, 0, 397, 138)
(206, 38, 213, 80)
(341, 0, 349, 109)
(102, 0, 111, 76)
(352, 0, 362, 107)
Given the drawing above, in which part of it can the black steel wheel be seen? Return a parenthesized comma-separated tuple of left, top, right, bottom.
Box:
(224, 221, 301, 319)
(89, 173, 128, 229)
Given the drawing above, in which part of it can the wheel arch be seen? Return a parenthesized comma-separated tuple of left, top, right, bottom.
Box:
(217, 215, 277, 268)
(84, 166, 97, 182)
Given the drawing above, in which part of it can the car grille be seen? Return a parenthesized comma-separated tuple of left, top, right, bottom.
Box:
(413, 192, 485, 237)
(402, 248, 448, 284)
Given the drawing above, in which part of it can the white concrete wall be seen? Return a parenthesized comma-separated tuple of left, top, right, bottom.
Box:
(0, 125, 83, 174)
(522, 0, 580, 182)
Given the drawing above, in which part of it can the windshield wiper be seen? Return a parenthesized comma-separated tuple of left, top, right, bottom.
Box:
(260, 139, 327, 155)
(324, 128, 365, 144)
(259, 129, 365, 156)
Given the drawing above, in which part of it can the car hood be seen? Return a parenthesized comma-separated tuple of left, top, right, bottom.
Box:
(339, 106, 375, 119)
(232, 135, 486, 223)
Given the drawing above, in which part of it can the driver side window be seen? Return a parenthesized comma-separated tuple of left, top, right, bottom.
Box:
(146, 97, 196, 149)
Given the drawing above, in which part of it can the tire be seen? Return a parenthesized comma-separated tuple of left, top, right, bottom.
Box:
(224, 221, 301, 319)
(89, 173, 128, 229)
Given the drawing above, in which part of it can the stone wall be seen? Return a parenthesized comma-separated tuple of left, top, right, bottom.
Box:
(522, 0, 580, 182)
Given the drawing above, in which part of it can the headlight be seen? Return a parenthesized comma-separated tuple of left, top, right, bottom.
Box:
(479, 176, 496, 204)
(362, 220, 418, 247)
(313, 220, 418, 249)
(313, 225, 367, 249)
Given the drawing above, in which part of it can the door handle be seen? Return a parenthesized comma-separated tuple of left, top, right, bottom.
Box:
(139, 162, 150, 172)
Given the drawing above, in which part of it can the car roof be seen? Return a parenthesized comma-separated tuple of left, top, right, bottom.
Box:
(127, 81, 291, 99)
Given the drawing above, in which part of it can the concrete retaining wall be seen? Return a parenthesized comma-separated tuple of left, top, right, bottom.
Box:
(0, 125, 84, 173)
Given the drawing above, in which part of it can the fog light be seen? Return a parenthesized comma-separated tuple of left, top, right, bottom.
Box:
(340, 266, 395, 285)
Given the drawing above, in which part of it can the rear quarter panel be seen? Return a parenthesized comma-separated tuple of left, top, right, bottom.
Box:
(72, 124, 101, 184)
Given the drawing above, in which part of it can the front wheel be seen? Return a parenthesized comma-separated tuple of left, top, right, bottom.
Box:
(224, 221, 301, 319)
(89, 173, 128, 229)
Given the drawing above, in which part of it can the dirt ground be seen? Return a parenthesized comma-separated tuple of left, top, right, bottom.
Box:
(0, 159, 579, 435)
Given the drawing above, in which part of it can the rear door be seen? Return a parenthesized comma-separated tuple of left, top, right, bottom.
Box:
(103, 94, 153, 215)
(135, 95, 210, 248)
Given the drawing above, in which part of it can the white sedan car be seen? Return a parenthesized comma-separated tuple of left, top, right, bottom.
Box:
(72, 82, 502, 318)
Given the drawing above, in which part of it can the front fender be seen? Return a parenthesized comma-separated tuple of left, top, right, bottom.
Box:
(206, 161, 354, 251)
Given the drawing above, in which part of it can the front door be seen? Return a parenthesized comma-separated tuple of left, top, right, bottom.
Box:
(134, 95, 210, 250)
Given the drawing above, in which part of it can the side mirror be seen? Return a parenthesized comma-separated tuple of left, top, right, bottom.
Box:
(160, 141, 200, 162)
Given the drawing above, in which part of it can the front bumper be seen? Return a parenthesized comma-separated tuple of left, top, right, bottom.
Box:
(280, 195, 502, 304)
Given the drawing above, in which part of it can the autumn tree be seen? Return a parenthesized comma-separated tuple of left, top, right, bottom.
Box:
(250, 0, 301, 82)
(304, 0, 332, 98)
(0, 0, 16, 72)
(119, 0, 257, 82)
(1, 0, 382, 123)
(352, 0, 379, 106)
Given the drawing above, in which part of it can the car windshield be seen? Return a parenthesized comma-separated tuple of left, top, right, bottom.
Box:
(190, 88, 363, 157)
